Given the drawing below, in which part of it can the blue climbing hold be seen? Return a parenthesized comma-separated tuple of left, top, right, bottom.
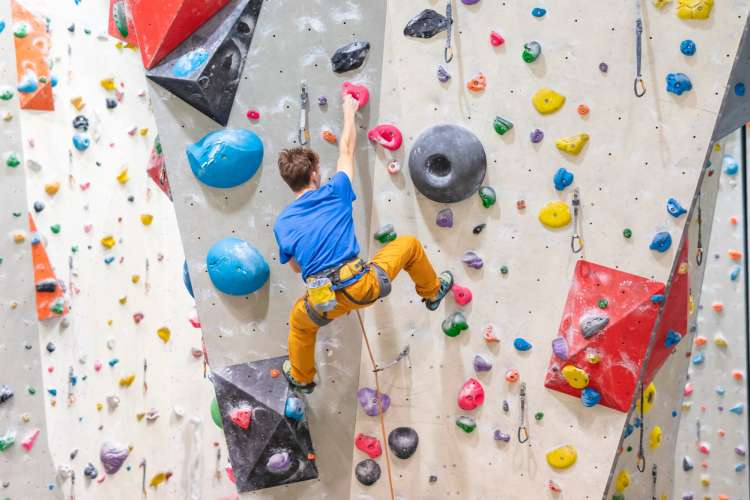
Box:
(206, 237, 269, 295)
(715, 386, 726, 396)
(186, 129, 264, 188)
(513, 337, 532, 351)
(48, 388, 57, 397)
(624, 423, 634, 438)
(651, 294, 665, 304)
(649, 231, 672, 253)
(666, 73, 692, 95)
(730, 266, 741, 281)
(553, 167, 574, 191)
(183, 260, 194, 298)
(665, 330, 682, 348)
(692, 352, 705, 365)
(680, 39, 696, 56)
(581, 387, 600, 407)
(730, 403, 744, 415)
(0, 21, 5, 34)
(72, 134, 90, 151)
(723, 155, 739, 175)
(285, 395, 305, 421)
(108, 358, 119, 367)
(531, 7, 546, 17)
(736, 82, 746, 97)
(17, 70, 37, 93)
(666, 198, 686, 218)
(736, 463, 747, 472)
(172, 48, 210, 78)
(50, 75, 58, 88)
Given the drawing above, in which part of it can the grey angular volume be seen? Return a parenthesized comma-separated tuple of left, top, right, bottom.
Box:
(211, 356, 318, 492)
(146, 0, 264, 126)
(331, 41, 370, 73)
(404, 9, 449, 38)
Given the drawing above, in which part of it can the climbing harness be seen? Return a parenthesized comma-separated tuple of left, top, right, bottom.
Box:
(355, 309, 396, 500)
(651, 464, 658, 499)
(373, 344, 411, 373)
(636, 382, 646, 472)
(696, 193, 704, 265)
(298, 80, 310, 146)
(518, 382, 530, 443)
(444, 1, 454, 63)
(571, 188, 583, 253)
(634, 0, 646, 97)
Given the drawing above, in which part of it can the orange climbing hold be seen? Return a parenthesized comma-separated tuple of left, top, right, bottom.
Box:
(29, 215, 68, 320)
(321, 130, 337, 144)
(577, 104, 590, 116)
(467, 73, 486, 92)
(729, 216, 738, 225)
(728, 249, 743, 261)
(269, 368, 280, 378)
(712, 302, 724, 313)
(11, 0, 54, 111)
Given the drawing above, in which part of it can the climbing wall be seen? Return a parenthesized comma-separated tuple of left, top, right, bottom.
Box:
(672, 137, 749, 499)
(147, 1, 387, 498)
(0, 0, 59, 496)
(351, 1, 750, 499)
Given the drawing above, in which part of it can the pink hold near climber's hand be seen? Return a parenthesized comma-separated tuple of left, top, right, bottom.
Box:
(452, 283, 472, 305)
(367, 124, 403, 151)
(341, 81, 369, 109)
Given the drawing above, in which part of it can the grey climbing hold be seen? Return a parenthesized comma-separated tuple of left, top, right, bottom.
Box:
(462, 251, 483, 269)
(331, 41, 370, 73)
(409, 124, 487, 203)
(437, 65, 451, 82)
(388, 427, 419, 459)
(682, 455, 694, 471)
(266, 451, 293, 473)
(473, 355, 492, 372)
(33, 201, 44, 213)
(83, 463, 98, 480)
(494, 430, 511, 442)
(580, 313, 609, 339)
(436, 208, 454, 228)
(0, 385, 13, 405)
(355, 459, 381, 486)
(551, 337, 568, 360)
(404, 9, 449, 39)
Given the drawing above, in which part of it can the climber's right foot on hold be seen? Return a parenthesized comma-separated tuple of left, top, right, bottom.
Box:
(423, 271, 454, 311)
(282, 360, 317, 394)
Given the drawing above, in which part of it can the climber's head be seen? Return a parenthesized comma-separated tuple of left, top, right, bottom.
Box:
(278, 147, 321, 194)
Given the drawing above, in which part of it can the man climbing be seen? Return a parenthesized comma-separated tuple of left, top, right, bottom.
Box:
(273, 94, 453, 393)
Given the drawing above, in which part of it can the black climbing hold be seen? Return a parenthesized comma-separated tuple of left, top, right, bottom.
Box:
(408, 124, 487, 203)
(473, 223, 486, 234)
(105, 98, 117, 109)
(127, 195, 135, 203)
(0, 385, 13, 405)
(83, 463, 98, 480)
(404, 9, 449, 39)
(72, 115, 89, 131)
(33, 201, 45, 213)
(388, 427, 419, 459)
(67, 23, 75, 33)
(355, 459, 381, 486)
(46, 342, 55, 353)
(211, 356, 318, 492)
(429, 474, 438, 483)
(331, 41, 370, 73)
(146, 0, 264, 126)
(35, 279, 57, 293)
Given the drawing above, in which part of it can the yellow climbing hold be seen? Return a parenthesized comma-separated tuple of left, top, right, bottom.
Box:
(139, 128, 149, 136)
(555, 134, 589, 155)
(96, 402, 103, 411)
(713, 334, 728, 348)
(101, 77, 117, 91)
(116, 168, 130, 184)
(700, 474, 710, 487)
(131, 274, 140, 284)
(677, 0, 713, 19)
(101, 235, 116, 249)
(562, 365, 589, 389)
(44, 182, 60, 196)
(615, 469, 630, 492)
(546, 445, 577, 469)
(689, 293, 695, 315)
(149, 472, 170, 488)
(636, 382, 656, 415)
(12, 231, 26, 243)
(532, 87, 566, 114)
(653, 0, 671, 7)
(157, 327, 171, 343)
(649, 425, 662, 449)
(585, 348, 601, 364)
(140, 214, 154, 226)
(539, 201, 572, 228)
(70, 96, 85, 111)
(119, 374, 136, 387)
(118, 296, 127, 305)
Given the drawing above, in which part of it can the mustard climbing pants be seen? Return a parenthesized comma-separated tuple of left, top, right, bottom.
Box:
(288, 236, 441, 384)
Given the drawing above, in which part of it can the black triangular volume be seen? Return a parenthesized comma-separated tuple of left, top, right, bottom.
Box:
(145, 0, 264, 126)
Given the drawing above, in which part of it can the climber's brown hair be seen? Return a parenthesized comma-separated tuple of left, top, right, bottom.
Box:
(278, 147, 320, 192)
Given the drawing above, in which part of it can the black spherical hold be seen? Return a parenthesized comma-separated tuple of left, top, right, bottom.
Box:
(388, 426, 419, 459)
(105, 98, 118, 109)
(408, 125, 487, 203)
(355, 459, 381, 486)
(72, 115, 89, 131)
(33, 201, 45, 213)
(331, 41, 370, 73)
(83, 463, 98, 480)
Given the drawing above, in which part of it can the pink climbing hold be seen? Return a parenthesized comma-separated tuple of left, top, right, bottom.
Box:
(483, 323, 499, 343)
(367, 124, 403, 151)
(355, 433, 383, 459)
(229, 406, 252, 430)
(21, 428, 40, 451)
(225, 466, 236, 484)
(341, 82, 369, 109)
(246, 109, 260, 120)
(457, 377, 485, 411)
(490, 31, 505, 46)
(684, 382, 693, 397)
(452, 284, 473, 306)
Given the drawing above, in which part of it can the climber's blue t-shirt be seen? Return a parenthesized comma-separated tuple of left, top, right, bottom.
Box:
(274, 172, 360, 280)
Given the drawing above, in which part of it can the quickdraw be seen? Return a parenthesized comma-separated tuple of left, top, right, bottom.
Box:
(651, 463, 658, 499)
(571, 188, 584, 253)
(634, 0, 646, 97)
(298, 80, 310, 146)
(696, 193, 704, 265)
(636, 382, 646, 472)
(444, 1, 454, 63)
(518, 382, 530, 443)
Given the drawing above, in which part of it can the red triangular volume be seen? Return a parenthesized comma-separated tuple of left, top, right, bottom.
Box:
(544, 260, 665, 412)
(28, 214, 68, 320)
(128, 0, 231, 69)
(147, 136, 172, 201)
(108, 0, 138, 45)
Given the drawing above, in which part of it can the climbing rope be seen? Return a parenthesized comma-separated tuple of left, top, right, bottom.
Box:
(517, 382, 529, 443)
(444, 1, 454, 63)
(636, 382, 646, 472)
(696, 192, 704, 265)
(634, 0, 646, 97)
(355, 310, 396, 500)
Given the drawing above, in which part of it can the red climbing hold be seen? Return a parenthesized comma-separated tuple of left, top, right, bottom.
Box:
(367, 124, 403, 151)
(452, 284, 473, 306)
(341, 82, 369, 109)
(29, 215, 68, 320)
(355, 433, 383, 459)
(229, 406, 252, 429)
(246, 109, 260, 121)
(490, 31, 505, 46)
(128, 0, 232, 69)
(457, 378, 485, 411)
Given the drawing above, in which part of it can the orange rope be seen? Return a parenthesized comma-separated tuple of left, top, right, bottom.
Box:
(355, 309, 395, 500)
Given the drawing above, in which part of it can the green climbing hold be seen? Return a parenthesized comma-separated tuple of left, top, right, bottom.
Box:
(50, 300, 64, 314)
(612, 495, 625, 500)
(13, 22, 29, 38)
(534, 411, 544, 421)
(0, 432, 15, 452)
(456, 415, 476, 433)
(598, 299, 608, 309)
(478, 186, 496, 208)
(374, 224, 397, 244)
(27, 386, 36, 395)
(113, 0, 129, 38)
(0, 89, 13, 101)
(493, 116, 513, 136)
(50, 224, 61, 234)
(6, 153, 20, 168)
(210, 398, 223, 429)
(623, 228, 632, 239)
(71, 245, 79, 253)
(626, 445, 632, 452)
(442, 312, 468, 337)
(500, 265, 509, 275)
(522, 41, 541, 63)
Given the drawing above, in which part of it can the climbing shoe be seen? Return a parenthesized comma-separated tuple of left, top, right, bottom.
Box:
(423, 271, 454, 311)
(282, 360, 317, 394)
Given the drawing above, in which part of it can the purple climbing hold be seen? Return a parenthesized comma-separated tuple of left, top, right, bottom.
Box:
(318, 96, 328, 106)
(357, 387, 391, 417)
(462, 250, 483, 269)
(100, 442, 129, 475)
(494, 429, 511, 442)
(267, 451, 293, 473)
(462, 0, 481, 4)
(530, 128, 544, 143)
(473, 355, 493, 372)
(551, 337, 568, 360)
(437, 65, 451, 82)
(436, 208, 454, 228)
(599, 62, 609, 73)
